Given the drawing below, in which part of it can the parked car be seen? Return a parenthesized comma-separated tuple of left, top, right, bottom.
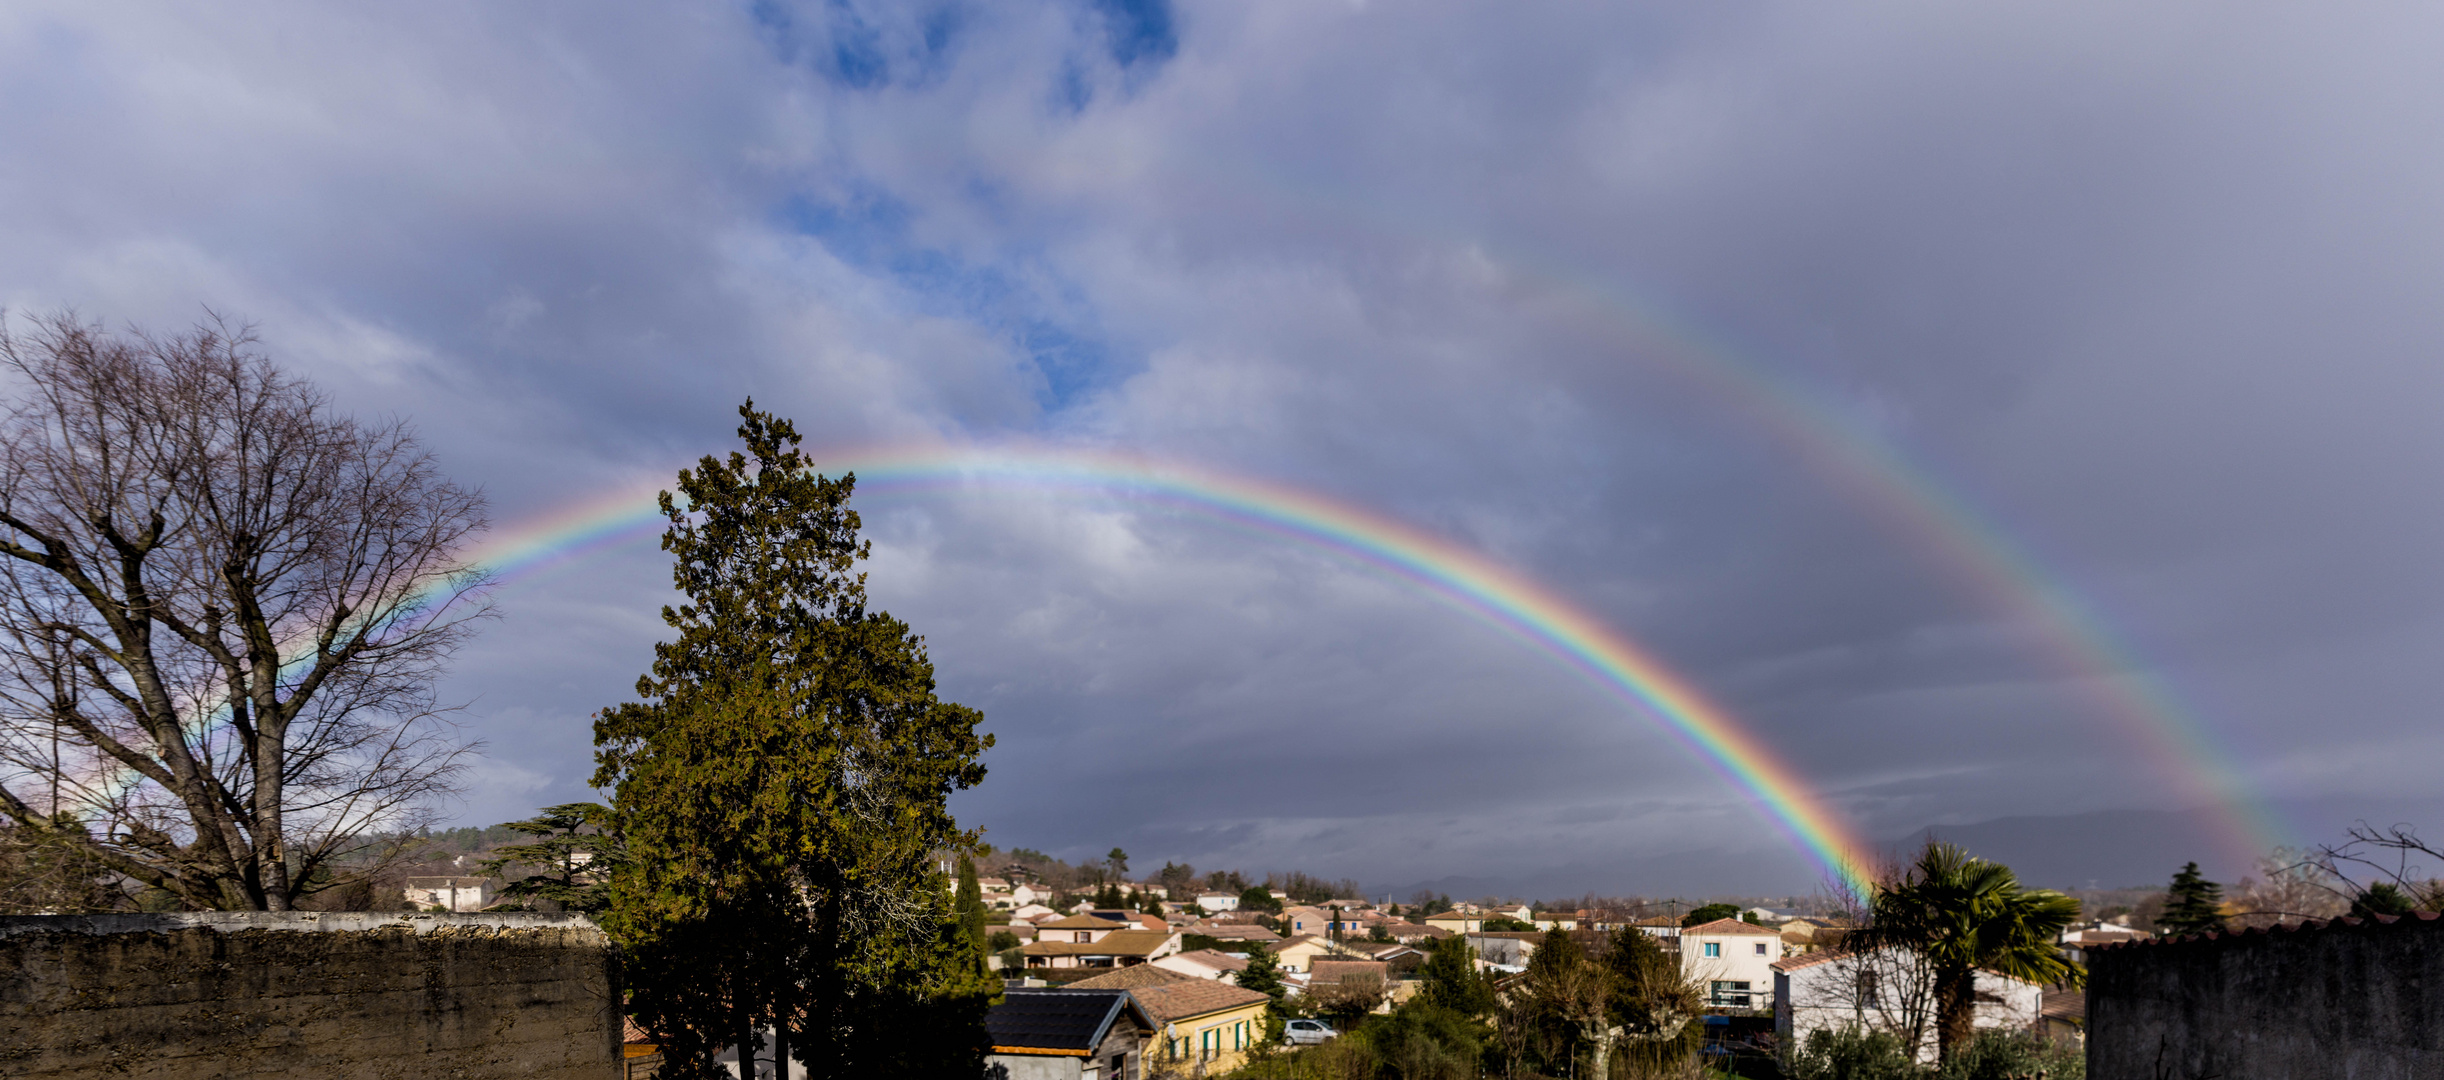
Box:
(1283, 1019, 1339, 1046)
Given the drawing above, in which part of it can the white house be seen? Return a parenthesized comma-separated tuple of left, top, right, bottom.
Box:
(1772, 948, 2044, 1063)
(403, 876, 491, 912)
(1680, 918, 1785, 1011)
(1196, 893, 1241, 913)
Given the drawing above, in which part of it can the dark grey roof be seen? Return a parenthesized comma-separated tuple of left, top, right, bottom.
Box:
(985, 989, 1140, 1053)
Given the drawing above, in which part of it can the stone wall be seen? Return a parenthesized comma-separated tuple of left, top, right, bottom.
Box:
(0, 911, 620, 1079)
(2087, 911, 2444, 1079)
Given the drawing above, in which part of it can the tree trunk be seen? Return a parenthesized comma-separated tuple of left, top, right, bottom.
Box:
(1933, 964, 1976, 1064)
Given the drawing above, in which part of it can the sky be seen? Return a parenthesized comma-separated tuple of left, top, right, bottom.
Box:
(4, 0, 2442, 897)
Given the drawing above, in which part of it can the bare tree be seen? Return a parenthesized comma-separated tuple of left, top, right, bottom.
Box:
(2310, 823, 2444, 911)
(0, 312, 489, 911)
(2230, 846, 2349, 928)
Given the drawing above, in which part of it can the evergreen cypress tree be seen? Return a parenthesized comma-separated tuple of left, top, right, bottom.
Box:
(956, 855, 991, 975)
(2158, 861, 2228, 937)
(595, 403, 995, 1078)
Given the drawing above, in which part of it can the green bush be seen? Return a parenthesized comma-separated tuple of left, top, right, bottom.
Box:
(1936, 1030, 2082, 1080)
(1781, 1026, 1919, 1080)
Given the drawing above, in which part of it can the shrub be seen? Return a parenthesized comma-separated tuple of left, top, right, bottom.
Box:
(1782, 1026, 1919, 1080)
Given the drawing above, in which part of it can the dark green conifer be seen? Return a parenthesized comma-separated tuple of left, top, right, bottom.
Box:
(2158, 862, 2228, 937)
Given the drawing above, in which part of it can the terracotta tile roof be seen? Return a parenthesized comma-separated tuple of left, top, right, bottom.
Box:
(2040, 988, 2085, 1023)
(1069, 964, 1199, 990)
(1194, 923, 1283, 941)
(1681, 917, 1781, 936)
(1167, 948, 1251, 971)
(1041, 914, 1129, 930)
(1307, 960, 1390, 984)
(1770, 949, 1853, 973)
(1022, 929, 1178, 957)
(1127, 981, 1272, 1025)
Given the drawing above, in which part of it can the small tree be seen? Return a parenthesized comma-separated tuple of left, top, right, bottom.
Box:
(2157, 862, 2227, 937)
(1238, 884, 1283, 913)
(956, 855, 992, 974)
(1310, 972, 1388, 1028)
(1850, 842, 2081, 1064)
(479, 802, 624, 912)
(1682, 903, 1741, 926)
(1417, 934, 1496, 1017)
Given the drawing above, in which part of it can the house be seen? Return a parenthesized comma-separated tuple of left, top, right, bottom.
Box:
(620, 1016, 662, 1080)
(1282, 906, 1345, 938)
(985, 988, 1157, 1080)
(1266, 935, 1354, 973)
(1465, 932, 1545, 969)
(1132, 981, 1274, 1077)
(1195, 893, 1240, 914)
(1012, 903, 1060, 923)
(1531, 911, 1579, 931)
(1423, 911, 1484, 934)
(2037, 987, 2084, 1046)
(1632, 914, 1683, 941)
(1377, 921, 1451, 944)
(1681, 918, 1785, 1011)
(402, 876, 491, 912)
(1190, 922, 1282, 945)
(1152, 949, 1251, 983)
(1771, 948, 2043, 1063)
(1040, 914, 1130, 945)
(1021, 930, 1183, 970)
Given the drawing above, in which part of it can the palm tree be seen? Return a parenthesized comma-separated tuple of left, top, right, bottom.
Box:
(1850, 842, 2082, 1063)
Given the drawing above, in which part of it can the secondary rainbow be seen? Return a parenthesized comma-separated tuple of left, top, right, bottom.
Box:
(461, 444, 1880, 892)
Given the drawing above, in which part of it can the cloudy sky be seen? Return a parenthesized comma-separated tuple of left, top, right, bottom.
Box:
(5, 0, 2441, 896)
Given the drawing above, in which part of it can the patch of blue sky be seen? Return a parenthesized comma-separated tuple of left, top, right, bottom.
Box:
(748, 0, 966, 91)
(1091, 0, 1176, 68)
(783, 191, 1126, 413)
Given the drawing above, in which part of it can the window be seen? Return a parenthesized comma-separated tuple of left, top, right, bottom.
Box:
(1112, 1054, 1127, 1080)
(1076, 931, 1092, 943)
(1709, 980, 1754, 1008)
(1755, 943, 1769, 956)
(1703, 942, 1721, 958)
(1857, 969, 1881, 1008)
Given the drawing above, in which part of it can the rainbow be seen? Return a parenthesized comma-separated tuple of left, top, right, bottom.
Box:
(463, 445, 1883, 892)
(1142, 160, 2290, 865)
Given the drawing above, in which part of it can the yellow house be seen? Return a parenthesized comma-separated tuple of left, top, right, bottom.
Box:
(1133, 981, 1273, 1076)
(1265, 934, 1352, 973)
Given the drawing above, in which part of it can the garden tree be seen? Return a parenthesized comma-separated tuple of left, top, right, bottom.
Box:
(1158, 860, 1196, 898)
(1237, 884, 1282, 912)
(2351, 881, 2418, 920)
(478, 802, 625, 913)
(0, 314, 487, 912)
(2158, 862, 2228, 937)
(1518, 928, 1618, 1079)
(1237, 945, 1292, 1044)
(1308, 972, 1388, 1029)
(955, 855, 991, 975)
(1417, 934, 1496, 1017)
(1481, 915, 1536, 932)
(0, 817, 123, 912)
(1106, 847, 1129, 879)
(1681, 903, 1742, 926)
(595, 403, 993, 1079)
(1599, 928, 1702, 1051)
(1850, 842, 2082, 1064)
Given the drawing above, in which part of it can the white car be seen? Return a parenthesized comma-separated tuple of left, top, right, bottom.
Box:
(1282, 1019, 1339, 1046)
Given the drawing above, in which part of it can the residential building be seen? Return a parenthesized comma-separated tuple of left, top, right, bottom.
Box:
(1133, 981, 1273, 1077)
(402, 876, 491, 912)
(1190, 922, 1282, 945)
(1631, 915, 1683, 941)
(1464, 932, 1545, 969)
(1530, 911, 1579, 931)
(1195, 893, 1240, 914)
(1423, 911, 1484, 935)
(1266, 935, 1353, 974)
(1772, 948, 2043, 1063)
(1041, 914, 1129, 945)
(1021, 930, 1183, 970)
(985, 988, 1156, 1080)
(1307, 959, 1390, 990)
(1681, 918, 1784, 1011)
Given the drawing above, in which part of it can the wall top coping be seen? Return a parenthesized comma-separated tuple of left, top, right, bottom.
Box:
(2091, 909, 2442, 953)
(0, 911, 605, 940)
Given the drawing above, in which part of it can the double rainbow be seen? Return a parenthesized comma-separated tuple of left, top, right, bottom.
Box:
(469, 445, 1882, 893)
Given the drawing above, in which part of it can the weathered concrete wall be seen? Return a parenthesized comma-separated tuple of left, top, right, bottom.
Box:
(0, 911, 620, 1079)
(2088, 911, 2444, 1080)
